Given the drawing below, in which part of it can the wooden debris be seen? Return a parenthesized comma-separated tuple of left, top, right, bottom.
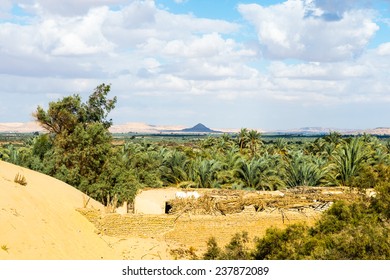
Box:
(167, 187, 359, 216)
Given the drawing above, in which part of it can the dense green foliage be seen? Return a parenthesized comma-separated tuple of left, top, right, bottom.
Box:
(203, 183, 390, 260)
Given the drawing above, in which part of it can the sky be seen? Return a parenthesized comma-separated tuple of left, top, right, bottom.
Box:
(0, 0, 389, 130)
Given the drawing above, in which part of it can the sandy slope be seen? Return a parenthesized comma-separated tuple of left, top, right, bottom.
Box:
(0, 161, 172, 260)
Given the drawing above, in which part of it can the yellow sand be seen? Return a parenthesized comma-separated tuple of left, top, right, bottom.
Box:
(0, 161, 171, 260)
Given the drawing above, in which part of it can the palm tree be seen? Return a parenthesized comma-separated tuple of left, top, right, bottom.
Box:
(217, 147, 242, 186)
(235, 157, 277, 190)
(284, 152, 328, 187)
(324, 131, 343, 146)
(160, 150, 190, 185)
(273, 138, 288, 156)
(0, 145, 10, 161)
(121, 141, 142, 167)
(194, 159, 222, 188)
(248, 129, 262, 157)
(1, 144, 19, 164)
(237, 128, 249, 152)
(331, 137, 370, 187)
(215, 133, 234, 152)
(385, 140, 390, 154)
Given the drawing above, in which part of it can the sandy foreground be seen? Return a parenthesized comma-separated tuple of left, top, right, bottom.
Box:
(0, 161, 172, 260)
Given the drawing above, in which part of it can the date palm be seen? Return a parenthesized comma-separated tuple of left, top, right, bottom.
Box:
(217, 147, 242, 186)
(236, 157, 277, 190)
(323, 131, 343, 146)
(194, 159, 222, 188)
(0, 145, 10, 161)
(285, 152, 327, 187)
(273, 138, 288, 156)
(237, 128, 249, 152)
(331, 137, 370, 187)
(160, 150, 190, 185)
(248, 129, 262, 157)
(1, 144, 19, 164)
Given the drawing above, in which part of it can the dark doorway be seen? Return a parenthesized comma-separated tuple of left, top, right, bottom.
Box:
(165, 202, 172, 214)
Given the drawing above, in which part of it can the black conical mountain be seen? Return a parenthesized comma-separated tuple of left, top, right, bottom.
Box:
(181, 123, 216, 133)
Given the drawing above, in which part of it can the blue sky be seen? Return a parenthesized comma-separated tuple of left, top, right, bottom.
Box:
(0, 0, 389, 130)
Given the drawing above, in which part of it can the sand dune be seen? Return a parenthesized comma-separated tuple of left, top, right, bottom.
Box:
(0, 161, 171, 260)
(0, 122, 187, 134)
(109, 122, 186, 133)
(0, 122, 43, 133)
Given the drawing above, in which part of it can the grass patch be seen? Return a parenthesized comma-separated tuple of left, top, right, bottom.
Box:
(82, 194, 91, 208)
(14, 173, 27, 186)
(1, 244, 9, 253)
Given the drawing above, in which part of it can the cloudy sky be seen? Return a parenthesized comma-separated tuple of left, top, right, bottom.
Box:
(0, 0, 389, 130)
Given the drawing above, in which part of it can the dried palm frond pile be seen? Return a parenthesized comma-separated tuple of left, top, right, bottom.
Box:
(167, 187, 360, 216)
(168, 194, 219, 215)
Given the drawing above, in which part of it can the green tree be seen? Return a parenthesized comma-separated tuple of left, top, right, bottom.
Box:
(33, 84, 119, 204)
(323, 131, 343, 146)
(216, 147, 242, 187)
(331, 137, 370, 187)
(237, 128, 249, 152)
(34, 84, 116, 134)
(203, 232, 251, 260)
(247, 129, 262, 157)
(160, 150, 190, 185)
(273, 138, 289, 156)
(236, 157, 277, 190)
(284, 152, 327, 187)
(194, 159, 221, 188)
(52, 122, 112, 189)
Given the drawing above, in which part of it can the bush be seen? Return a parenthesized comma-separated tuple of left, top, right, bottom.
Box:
(14, 173, 27, 186)
(203, 200, 390, 260)
(203, 232, 251, 260)
(252, 224, 310, 260)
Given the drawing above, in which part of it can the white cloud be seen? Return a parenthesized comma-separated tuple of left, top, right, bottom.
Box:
(0, 0, 240, 80)
(102, 2, 239, 49)
(0, 7, 115, 57)
(238, 0, 379, 62)
(0, 1, 13, 19)
(15, 0, 129, 16)
(263, 42, 390, 105)
(377, 42, 390, 56)
(0, 0, 389, 129)
(36, 7, 115, 56)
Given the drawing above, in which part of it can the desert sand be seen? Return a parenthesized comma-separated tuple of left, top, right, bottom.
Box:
(0, 161, 172, 260)
(0, 122, 43, 133)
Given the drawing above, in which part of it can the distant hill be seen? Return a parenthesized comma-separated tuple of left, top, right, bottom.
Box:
(266, 127, 390, 136)
(181, 123, 221, 133)
(2, 122, 390, 136)
(0, 122, 43, 133)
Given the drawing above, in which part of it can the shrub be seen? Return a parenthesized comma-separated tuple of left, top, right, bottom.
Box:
(1, 244, 9, 253)
(203, 232, 251, 260)
(14, 173, 27, 186)
(203, 200, 390, 260)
